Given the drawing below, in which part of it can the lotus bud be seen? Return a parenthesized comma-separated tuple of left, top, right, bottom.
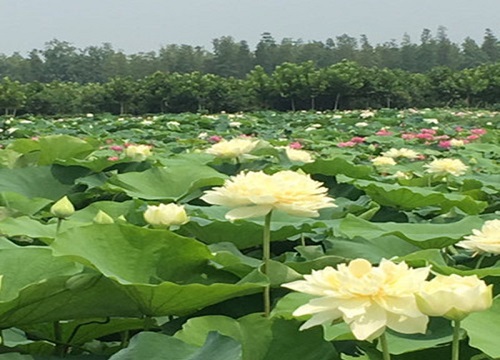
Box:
(417, 274, 493, 321)
(50, 196, 75, 218)
(144, 203, 189, 227)
(93, 210, 114, 224)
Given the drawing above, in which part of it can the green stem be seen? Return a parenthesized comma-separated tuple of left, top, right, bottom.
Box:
(263, 211, 272, 317)
(56, 218, 63, 236)
(300, 233, 306, 247)
(53, 321, 65, 356)
(380, 332, 391, 360)
(475, 254, 487, 269)
(452, 320, 461, 360)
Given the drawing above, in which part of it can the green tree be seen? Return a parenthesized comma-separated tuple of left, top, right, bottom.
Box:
(460, 37, 489, 69)
(104, 76, 136, 114)
(323, 61, 365, 110)
(0, 77, 27, 116)
(272, 62, 314, 111)
(480, 28, 500, 62)
(255, 32, 280, 73)
(245, 65, 276, 109)
(453, 67, 488, 107)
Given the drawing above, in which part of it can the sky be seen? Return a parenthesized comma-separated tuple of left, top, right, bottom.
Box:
(1, 0, 499, 55)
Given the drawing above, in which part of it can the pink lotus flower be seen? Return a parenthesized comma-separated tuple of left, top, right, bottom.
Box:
(402, 133, 417, 140)
(471, 128, 487, 135)
(434, 135, 450, 140)
(208, 135, 223, 143)
(455, 126, 464, 132)
(289, 141, 303, 149)
(376, 129, 393, 136)
(467, 134, 480, 141)
(416, 133, 434, 141)
(438, 140, 452, 149)
(350, 136, 366, 143)
(110, 145, 124, 152)
(337, 141, 357, 148)
(415, 154, 427, 160)
(107, 156, 119, 161)
(421, 129, 437, 135)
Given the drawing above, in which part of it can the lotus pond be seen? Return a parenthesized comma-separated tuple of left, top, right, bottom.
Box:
(0, 108, 498, 359)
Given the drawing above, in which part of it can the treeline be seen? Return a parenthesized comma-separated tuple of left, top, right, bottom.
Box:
(2, 60, 500, 115)
(1, 27, 500, 83)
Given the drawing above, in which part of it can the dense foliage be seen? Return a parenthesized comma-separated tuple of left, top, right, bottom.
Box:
(0, 109, 498, 359)
(1, 59, 500, 115)
(2, 28, 500, 82)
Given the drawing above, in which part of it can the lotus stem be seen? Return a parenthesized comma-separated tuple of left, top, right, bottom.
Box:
(263, 211, 272, 317)
(56, 218, 63, 235)
(380, 332, 391, 360)
(475, 254, 487, 269)
(452, 320, 461, 360)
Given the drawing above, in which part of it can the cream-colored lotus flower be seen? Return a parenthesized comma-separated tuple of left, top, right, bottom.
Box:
(283, 259, 430, 341)
(50, 196, 75, 218)
(201, 170, 335, 221)
(450, 139, 465, 147)
(371, 156, 396, 167)
(285, 148, 314, 163)
(205, 138, 258, 159)
(455, 220, 500, 254)
(125, 144, 152, 161)
(382, 148, 419, 159)
(416, 274, 492, 321)
(144, 203, 189, 227)
(424, 158, 468, 176)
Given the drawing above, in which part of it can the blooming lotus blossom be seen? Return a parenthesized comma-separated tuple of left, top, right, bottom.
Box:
(355, 121, 369, 127)
(283, 259, 430, 340)
(125, 144, 152, 161)
(205, 138, 259, 159)
(229, 121, 242, 128)
(110, 145, 124, 152)
(208, 135, 223, 143)
(144, 203, 189, 227)
(416, 133, 434, 141)
(402, 133, 417, 140)
(201, 170, 335, 221)
(382, 148, 419, 159)
(376, 129, 393, 136)
(289, 141, 303, 149)
(416, 274, 492, 321)
(371, 156, 397, 166)
(360, 111, 375, 119)
(285, 148, 314, 163)
(470, 128, 487, 135)
(438, 140, 452, 149)
(424, 158, 468, 176)
(337, 141, 357, 148)
(467, 134, 480, 141)
(455, 220, 500, 255)
(449, 139, 465, 147)
(350, 137, 366, 144)
(421, 128, 437, 134)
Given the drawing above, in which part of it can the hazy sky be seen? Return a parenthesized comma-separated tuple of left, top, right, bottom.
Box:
(1, 0, 499, 55)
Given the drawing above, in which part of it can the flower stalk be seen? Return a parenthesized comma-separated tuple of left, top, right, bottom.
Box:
(452, 320, 461, 360)
(380, 332, 391, 360)
(263, 211, 272, 317)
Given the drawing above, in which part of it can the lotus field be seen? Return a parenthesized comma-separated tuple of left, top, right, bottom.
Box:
(0, 108, 499, 360)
